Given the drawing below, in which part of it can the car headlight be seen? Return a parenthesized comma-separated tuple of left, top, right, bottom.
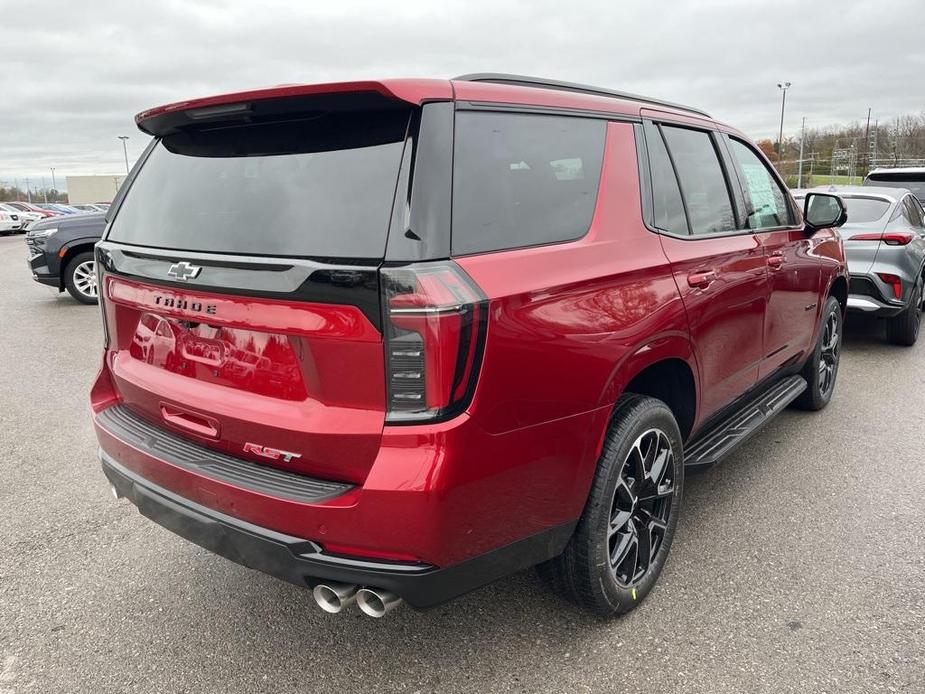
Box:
(28, 227, 58, 239)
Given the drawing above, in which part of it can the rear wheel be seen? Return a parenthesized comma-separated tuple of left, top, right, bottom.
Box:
(793, 295, 842, 411)
(537, 394, 683, 616)
(886, 275, 923, 346)
(64, 252, 99, 305)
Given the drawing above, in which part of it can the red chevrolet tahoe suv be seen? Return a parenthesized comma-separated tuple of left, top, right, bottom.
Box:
(91, 74, 849, 617)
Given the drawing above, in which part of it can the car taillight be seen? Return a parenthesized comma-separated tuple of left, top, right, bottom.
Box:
(877, 272, 903, 300)
(381, 261, 487, 424)
(882, 232, 914, 246)
(848, 231, 914, 245)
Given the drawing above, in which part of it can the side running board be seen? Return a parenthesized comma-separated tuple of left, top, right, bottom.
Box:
(684, 375, 807, 469)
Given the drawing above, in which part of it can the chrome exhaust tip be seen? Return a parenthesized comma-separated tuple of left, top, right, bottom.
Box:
(312, 582, 358, 614)
(110, 484, 120, 500)
(356, 587, 402, 618)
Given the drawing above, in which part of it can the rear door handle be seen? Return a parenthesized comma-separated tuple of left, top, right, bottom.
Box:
(767, 254, 785, 269)
(687, 270, 717, 289)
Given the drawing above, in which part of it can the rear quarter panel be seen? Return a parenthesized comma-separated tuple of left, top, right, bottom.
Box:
(454, 121, 693, 523)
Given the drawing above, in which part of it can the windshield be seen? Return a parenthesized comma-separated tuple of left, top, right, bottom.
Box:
(108, 109, 410, 258)
(865, 174, 925, 201)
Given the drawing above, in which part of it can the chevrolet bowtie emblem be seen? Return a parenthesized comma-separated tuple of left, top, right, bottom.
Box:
(167, 261, 202, 282)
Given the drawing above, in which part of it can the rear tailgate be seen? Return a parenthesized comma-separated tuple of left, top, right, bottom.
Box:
(97, 97, 412, 484)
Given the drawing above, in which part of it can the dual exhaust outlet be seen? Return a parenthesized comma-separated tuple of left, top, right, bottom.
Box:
(113, 482, 401, 617)
(312, 582, 402, 618)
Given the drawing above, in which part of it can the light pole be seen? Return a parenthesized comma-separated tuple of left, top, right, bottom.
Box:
(118, 136, 130, 175)
(777, 81, 791, 163)
(797, 116, 806, 188)
(50, 167, 56, 198)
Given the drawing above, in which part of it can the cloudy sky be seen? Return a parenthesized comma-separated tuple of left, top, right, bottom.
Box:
(2, 0, 923, 189)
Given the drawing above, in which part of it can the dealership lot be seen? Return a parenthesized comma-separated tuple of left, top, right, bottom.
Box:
(0, 234, 922, 693)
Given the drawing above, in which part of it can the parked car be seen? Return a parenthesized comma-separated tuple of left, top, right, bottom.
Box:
(72, 203, 108, 213)
(25, 212, 106, 303)
(91, 74, 848, 618)
(0, 209, 23, 235)
(35, 203, 81, 215)
(0, 203, 42, 229)
(864, 167, 925, 204)
(4, 201, 59, 218)
(793, 185, 925, 345)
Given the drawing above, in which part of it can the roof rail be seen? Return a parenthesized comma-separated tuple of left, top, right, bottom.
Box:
(452, 73, 711, 118)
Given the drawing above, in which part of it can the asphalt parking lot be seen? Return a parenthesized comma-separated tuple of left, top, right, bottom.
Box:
(0, 234, 922, 694)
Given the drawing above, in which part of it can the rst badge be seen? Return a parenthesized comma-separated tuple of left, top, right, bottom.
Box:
(243, 442, 302, 463)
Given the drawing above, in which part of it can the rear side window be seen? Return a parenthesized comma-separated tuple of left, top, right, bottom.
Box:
(452, 112, 606, 255)
(644, 122, 688, 235)
(904, 197, 924, 228)
(661, 126, 736, 235)
(108, 109, 410, 258)
(728, 138, 793, 229)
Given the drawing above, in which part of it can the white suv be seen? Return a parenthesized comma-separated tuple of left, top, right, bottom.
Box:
(0, 209, 23, 235)
(0, 203, 40, 230)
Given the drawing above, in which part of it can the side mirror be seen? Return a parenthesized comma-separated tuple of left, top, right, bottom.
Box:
(803, 192, 847, 232)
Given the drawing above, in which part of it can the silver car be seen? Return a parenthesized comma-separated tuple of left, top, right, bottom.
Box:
(793, 185, 925, 345)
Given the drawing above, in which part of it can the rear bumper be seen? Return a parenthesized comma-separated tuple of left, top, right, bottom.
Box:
(846, 296, 904, 316)
(101, 451, 574, 608)
(847, 275, 906, 317)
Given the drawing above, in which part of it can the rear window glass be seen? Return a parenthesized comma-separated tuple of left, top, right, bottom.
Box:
(795, 195, 891, 224)
(843, 197, 891, 223)
(108, 110, 410, 258)
(865, 174, 925, 201)
(451, 112, 606, 255)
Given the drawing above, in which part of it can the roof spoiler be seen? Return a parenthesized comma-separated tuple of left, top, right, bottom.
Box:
(135, 79, 452, 137)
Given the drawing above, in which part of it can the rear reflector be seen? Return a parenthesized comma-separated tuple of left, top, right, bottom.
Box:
(381, 261, 487, 424)
(877, 273, 903, 300)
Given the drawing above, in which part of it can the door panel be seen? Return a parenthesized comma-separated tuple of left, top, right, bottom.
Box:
(721, 135, 819, 377)
(659, 233, 767, 420)
(758, 230, 820, 376)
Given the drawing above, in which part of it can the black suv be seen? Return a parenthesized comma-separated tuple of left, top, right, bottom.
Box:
(26, 213, 106, 304)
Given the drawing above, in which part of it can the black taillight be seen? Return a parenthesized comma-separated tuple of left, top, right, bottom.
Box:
(381, 261, 487, 423)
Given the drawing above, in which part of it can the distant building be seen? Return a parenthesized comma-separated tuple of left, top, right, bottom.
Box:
(66, 175, 125, 204)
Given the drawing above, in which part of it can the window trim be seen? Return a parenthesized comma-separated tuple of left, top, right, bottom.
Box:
(722, 134, 800, 234)
(455, 100, 641, 124)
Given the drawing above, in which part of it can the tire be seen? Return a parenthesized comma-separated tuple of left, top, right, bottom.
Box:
(886, 275, 923, 346)
(64, 252, 99, 305)
(537, 394, 684, 616)
(792, 295, 842, 411)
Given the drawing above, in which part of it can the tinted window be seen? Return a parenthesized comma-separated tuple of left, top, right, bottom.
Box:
(661, 126, 736, 235)
(840, 197, 891, 223)
(108, 110, 410, 257)
(644, 122, 688, 235)
(903, 197, 923, 227)
(452, 112, 605, 255)
(865, 173, 925, 202)
(728, 138, 792, 229)
(912, 198, 925, 228)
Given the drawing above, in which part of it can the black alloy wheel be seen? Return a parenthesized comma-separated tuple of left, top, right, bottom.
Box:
(608, 429, 675, 587)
